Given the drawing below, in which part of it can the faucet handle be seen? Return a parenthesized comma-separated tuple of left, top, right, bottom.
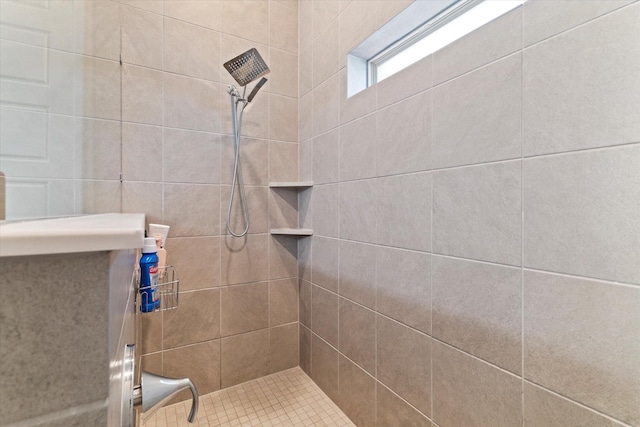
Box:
(138, 371, 199, 423)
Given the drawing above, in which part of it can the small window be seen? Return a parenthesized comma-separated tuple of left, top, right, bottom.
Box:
(348, 0, 526, 96)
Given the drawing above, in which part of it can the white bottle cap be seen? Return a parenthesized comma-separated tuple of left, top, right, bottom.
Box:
(142, 237, 157, 254)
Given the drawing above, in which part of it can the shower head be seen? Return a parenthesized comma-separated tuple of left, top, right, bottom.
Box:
(223, 48, 270, 87)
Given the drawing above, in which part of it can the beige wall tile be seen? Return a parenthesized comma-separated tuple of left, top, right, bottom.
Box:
(222, 185, 269, 235)
(311, 334, 339, 404)
(221, 136, 268, 186)
(311, 284, 339, 347)
(433, 161, 522, 266)
(74, 0, 120, 61)
(523, 4, 640, 156)
(269, 323, 299, 373)
(432, 256, 522, 374)
(313, 19, 339, 88)
(338, 355, 376, 427)
(299, 47, 313, 98)
(141, 352, 162, 375)
(122, 182, 163, 227)
(523, 270, 640, 425)
(270, 278, 298, 326)
(314, 129, 340, 184)
(300, 324, 312, 375)
(524, 382, 626, 427)
(269, 49, 298, 98)
(122, 123, 162, 182)
(338, 0, 377, 69)
(269, 235, 298, 279)
(313, 74, 340, 136)
(121, 4, 162, 69)
(164, 128, 221, 184)
(119, 0, 162, 14)
(376, 383, 431, 427)
(313, 0, 339, 41)
(311, 236, 339, 293)
(269, 140, 298, 180)
(220, 282, 268, 336)
(339, 240, 376, 309)
(377, 315, 431, 416)
(299, 91, 313, 142)
(298, 235, 312, 282)
(164, 17, 220, 82)
(164, 0, 221, 31)
(76, 118, 121, 180)
(339, 179, 376, 243)
(163, 183, 220, 237)
(221, 329, 270, 388)
(164, 237, 221, 291)
(270, 2, 298, 54)
(299, 0, 314, 52)
(163, 289, 221, 348)
(76, 56, 121, 120)
(76, 180, 121, 214)
(313, 184, 340, 238)
(524, 143, 640, 285)
(432, 341, 522, 427)
(339, 298, 376, 375)
(122, 64, 163, 126)
(220, 0, 269, 44)
(163, 73, 220, 132)
(377, 55, 432, 110)
(141, 310, 162, 354)
(432, 54, 522, 169)
(221, 234, 269, 285)
(340, 114, 377, 181)
(376, 91, 431, 176)
(299, 279, 312, 328)
(433, 8, 521, 85)
(376, 247, 430, 334)
(164, 340, 221, 401)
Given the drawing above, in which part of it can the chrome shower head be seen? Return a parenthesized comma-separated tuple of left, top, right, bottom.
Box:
(223, 48, 270, 87)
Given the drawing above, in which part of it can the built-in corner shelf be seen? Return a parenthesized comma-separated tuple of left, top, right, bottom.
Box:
(270, 228, 313, 236)
(269, 181, 314, 188)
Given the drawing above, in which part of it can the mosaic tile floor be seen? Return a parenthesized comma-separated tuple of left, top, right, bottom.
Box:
(142, 367, 355, 427)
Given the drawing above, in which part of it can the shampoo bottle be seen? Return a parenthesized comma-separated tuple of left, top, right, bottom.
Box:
(140, 237, 160, 312)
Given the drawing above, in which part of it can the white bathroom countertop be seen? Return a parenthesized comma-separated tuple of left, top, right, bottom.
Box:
(0, 213, 145, 257)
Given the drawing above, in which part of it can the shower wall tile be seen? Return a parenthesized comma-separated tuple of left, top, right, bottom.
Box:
(164, 129, 221, 184)
(523, 4, 640, 156)
(221, 329, 270, 388)
(339, 240, 376, 309)
(524, 382, 626, 427)
(221, 234, 269, 285)
(164, 0, 221, 32)
(75, 118, 121, 180)
(298, 186, 313, 230)
(270, 1, 298, 54)
(298, 234, 312, 282)
(270, 278, 298, 326)
(312, 0, 339, 41)
(313, 184, 340, 238)
(340, 114, 377, 181)
(270, 49, 298, 98)
(163, 340, 221, 402)
(269, 140, 298, 180)
(122, 182, 163, 226)
(313, 130, 340, 184)
(311, 284, 339, 347)
(311, 334, 339, 404)
(220, 282, 269, 336)
(75, 56, 121, 120)
(164, 17, 220, 82)
(376, 172, 431, 252)
(140, 311, 162, 354)
(221, 136, 268, 186)
(338, 356, 376, 427)
(220, 0, 269, 45)
(339, 298, 376, 375)
(119, 0, 163, 14)
(339, 179, 376, 243)
(338, 0, 377, 69)
(522, 0, 635, 47)
(433, 161, 522, 266)
(433, 8, 522, 85)
(164, 73, 220, 132)
(432, 341, 522, 427)
(376, 384, 431, 427)
(122, 123, 162, 182)
(269, 323, 299, 373)
(269, 97, 298, 143)
(163, 183, 220, 237)
(75, 180, 121, 215)
(523, 271, 640, 425)
(432, 54, 522, 169)
(313, 20, 340, 88)
(299, 139, 313, 182)
(339, 68, 377, 125)
(122, 64, 163, 126)
(299, 280, 312, 328)
(377, 316, 431, 416)
(300, 324, 312, 375)
(163, 289, 221, 349)
(375, 0, 413, 28)
(164, 237, 221, 291)
(269, 235, 298, 279)
(523, 145, 640, 285)
(313, 74, 340, 136)
(299, 47, 313, 98)
(432, 256, 522, 374)
(298, 0, 314, 52)
(299, 91, 313, 142)
(269, 187, 298, 231)
(121, 4, 163, 69)
(377, 55, 432, 110)
(222, 185, 269, 235)
(376, 91, 432, 176)
(74, 0, 120, 61)
(311, 236, 339, 293)
(376, 247, 431, 334)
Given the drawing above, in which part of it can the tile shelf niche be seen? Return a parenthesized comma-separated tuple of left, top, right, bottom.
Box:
(269, 182, 314, 237)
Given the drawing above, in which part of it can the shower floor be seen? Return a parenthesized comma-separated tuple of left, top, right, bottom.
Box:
(141, 367, 355, 427)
